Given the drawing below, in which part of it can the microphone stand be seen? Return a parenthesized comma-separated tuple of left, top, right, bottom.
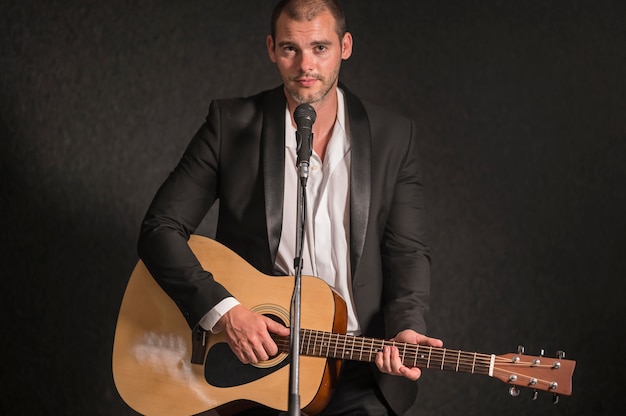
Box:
(288, 132, 312, 416)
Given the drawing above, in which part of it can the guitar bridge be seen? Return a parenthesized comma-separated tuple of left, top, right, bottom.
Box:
(191, 325, 208, 364)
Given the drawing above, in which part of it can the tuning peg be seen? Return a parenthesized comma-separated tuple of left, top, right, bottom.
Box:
(539, 348, 545, 357)
(552, 350, 566, 369)
(550, 352, 565, 404)
(509, 386, 520, 397)
(517, 345, 525, 354)
(532, 390, 538, 400)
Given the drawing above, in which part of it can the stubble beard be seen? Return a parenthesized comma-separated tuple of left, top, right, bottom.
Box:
(286, 66, 340, 106)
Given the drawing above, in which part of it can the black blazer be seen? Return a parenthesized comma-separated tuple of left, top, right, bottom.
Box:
(138, 84, 431, 415)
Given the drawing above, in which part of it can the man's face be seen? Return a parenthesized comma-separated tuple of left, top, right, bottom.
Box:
(267, 10, 352, 106)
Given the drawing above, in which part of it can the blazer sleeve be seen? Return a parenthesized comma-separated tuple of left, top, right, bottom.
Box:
(380, 118, 431, 338)
(137, 100, 233, 329)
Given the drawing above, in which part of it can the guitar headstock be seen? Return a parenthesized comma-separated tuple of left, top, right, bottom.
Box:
(491, 347, 575, 401)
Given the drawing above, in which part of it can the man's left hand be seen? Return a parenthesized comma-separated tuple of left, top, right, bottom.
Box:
(375, 329, 444, 381)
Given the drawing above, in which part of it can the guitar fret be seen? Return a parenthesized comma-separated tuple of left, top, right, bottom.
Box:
(471, 352, 476, 373)
(346, 337, 354, 359)
(339, 334, 345, 358)
(304, 329, 310, 355)
(313, 330, 319, 356)
(441, 348, 446, 370)
(455, 350, 461, 372)
(308, 329, 314, 355)
(317, 331, 323, 356)
(359, 336, 364, 361)
(326, 332, 331, 357)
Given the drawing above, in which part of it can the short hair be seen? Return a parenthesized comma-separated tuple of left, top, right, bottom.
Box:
(270, 0, 347, 40)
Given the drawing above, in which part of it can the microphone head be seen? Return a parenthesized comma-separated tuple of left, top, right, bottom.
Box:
(294, 104, 317, 129)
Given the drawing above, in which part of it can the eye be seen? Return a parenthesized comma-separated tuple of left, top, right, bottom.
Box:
(315, 45, 327, 52)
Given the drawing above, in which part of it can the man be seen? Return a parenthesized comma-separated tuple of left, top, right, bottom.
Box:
(138, 0, 443, 414)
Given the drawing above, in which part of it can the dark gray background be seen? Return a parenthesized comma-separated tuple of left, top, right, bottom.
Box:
(1, 0, 624, 414)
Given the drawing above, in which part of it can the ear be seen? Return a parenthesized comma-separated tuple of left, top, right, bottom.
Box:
(266, 34, 277, 63)
(341, 32, 353, 60)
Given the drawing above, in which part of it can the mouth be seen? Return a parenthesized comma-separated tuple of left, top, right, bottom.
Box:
(292, 75, 320, 88)
(295, 78, 317, 87)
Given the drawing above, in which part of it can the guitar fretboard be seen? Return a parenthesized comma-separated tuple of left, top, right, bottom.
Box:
(274, 328, 493, 375)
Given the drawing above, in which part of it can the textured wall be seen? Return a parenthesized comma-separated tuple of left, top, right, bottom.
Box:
(1, 0, 624, 414)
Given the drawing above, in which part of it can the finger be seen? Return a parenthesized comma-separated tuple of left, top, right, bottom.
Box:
(375, 348, 391, 372)
(231, 344, 251, 364)
(399, 366, 422, 381)
(262, 336, 279, 357)
(264, 317, 290, 336)
(417, 334, 443, 347)
(390, 346, 404, 373)
(382, 346, 391, 371)
(253, 344, 270, 362)
(241, 342, 261, 364)
(229, 334, 265, 364)
(430, 337, 444, 348)
(375, 350, 384, 369)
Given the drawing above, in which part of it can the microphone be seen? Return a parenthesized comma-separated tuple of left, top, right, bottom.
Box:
(293, 104, 316, 183)
(289, 102, 316, 416)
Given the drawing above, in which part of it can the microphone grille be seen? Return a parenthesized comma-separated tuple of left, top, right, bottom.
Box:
(294, 103, 317, 128)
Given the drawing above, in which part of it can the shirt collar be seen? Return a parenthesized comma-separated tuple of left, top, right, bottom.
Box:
(285, 87, 347, 149)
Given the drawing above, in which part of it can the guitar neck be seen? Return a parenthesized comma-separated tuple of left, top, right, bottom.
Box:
(274, 328, 576, 396)
(275, 329, 492, 376)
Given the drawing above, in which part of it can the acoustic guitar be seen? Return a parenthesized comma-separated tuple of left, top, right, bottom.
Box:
(113, 235, 575, 415)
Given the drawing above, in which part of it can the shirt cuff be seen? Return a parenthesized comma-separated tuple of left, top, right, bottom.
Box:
(198, 297, 240, 333)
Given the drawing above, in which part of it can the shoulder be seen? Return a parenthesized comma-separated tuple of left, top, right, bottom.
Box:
(363, 100, 413, 130)
(341, 84, 414, 134)
(208, 85, 284, 121)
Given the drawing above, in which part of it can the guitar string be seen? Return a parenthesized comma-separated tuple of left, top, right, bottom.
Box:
(274, 330, 563, 374)
(273, 331, 494, 372)
(490, 366, 562, 391)
(299, 330, 562, 366)
(274, 331, 565, 392)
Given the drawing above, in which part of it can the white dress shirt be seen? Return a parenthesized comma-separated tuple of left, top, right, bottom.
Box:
(200, 88, 360, 335)
(274, 88, 360, 335)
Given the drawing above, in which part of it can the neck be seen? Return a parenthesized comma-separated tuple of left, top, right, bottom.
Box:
(287, 88, 339, 161)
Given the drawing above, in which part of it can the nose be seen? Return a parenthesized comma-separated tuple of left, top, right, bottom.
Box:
(298, 50, 315, 73)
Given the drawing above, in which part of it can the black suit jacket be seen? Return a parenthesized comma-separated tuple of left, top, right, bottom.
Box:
(138, 84, 431, 415)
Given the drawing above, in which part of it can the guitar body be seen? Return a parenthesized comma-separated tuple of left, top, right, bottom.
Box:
(113, 235, 346, 416)
(114, 236, 577, 415)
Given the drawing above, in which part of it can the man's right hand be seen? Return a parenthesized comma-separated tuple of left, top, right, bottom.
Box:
(217, 304, 290, 364)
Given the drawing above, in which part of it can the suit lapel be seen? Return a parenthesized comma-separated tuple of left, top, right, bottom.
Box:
(342, 86, 372, 280)
(260, 84, 372, 278)
(261, 86, 287, 266)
